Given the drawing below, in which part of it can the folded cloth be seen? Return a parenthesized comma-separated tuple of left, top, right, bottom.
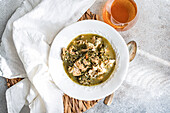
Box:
(6, 78, 46, 113)
(0, 0, 96, 113)
(0, 0, 41, 78)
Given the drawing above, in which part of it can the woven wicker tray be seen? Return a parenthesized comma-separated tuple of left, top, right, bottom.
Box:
(6, 10, 103, 113)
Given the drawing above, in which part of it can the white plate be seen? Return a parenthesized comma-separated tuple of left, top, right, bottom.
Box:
(49, 20, 129, 100)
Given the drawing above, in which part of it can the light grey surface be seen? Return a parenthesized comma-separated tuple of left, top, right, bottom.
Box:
(0, 77, 7, 113)
(0, 0, 170, 113)
(0, 0, 23, 40)
(0, 0, 23, 113)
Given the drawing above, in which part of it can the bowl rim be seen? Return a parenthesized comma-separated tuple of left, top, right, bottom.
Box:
(49, 20, 129, 100)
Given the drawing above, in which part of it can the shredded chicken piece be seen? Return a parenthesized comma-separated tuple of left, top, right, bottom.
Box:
(76, 40, 85, 45)
(68, 45, 76, 55)
(86, 42, 94, 49)
(107, 59, 115, 67)
(62, 48, 67, 55)
(81, 49, 89, 52)
(83, 59, 90, 66)
(88, 69, 96, 77)
(98, 68, 107, 75)
(81, 66, 89, 72)
(68, 66, 73, 73)
(92, 36, 96, 44)
(61, 48, 68, 60)
(72, 67, 81, 76)
(95, 38, 102, 47)
(91, 56, 100, 64)
(97, 75, 104, 80)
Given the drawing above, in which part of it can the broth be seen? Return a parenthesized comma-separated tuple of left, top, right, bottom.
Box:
(61, 34, 116, 86)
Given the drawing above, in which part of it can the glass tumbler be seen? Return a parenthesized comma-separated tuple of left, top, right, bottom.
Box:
(103, 0, 138, 31)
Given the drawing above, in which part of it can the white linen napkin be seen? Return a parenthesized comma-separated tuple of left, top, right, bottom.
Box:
(0, 0, 96, 113)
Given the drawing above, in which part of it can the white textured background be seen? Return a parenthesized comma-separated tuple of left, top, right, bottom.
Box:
(0, 0, 170, 113)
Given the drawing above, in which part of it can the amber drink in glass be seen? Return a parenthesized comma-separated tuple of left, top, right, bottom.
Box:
(103, 0, 138, 31)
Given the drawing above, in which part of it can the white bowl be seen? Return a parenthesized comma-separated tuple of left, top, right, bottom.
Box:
(49, 20, 129, 100)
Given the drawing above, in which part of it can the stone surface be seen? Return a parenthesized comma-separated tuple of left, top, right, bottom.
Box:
(0, 0, 170, 113)
(0, 77, 7, 113)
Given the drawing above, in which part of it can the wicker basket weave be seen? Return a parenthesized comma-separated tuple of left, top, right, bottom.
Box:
(6, 10, 102, 113)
